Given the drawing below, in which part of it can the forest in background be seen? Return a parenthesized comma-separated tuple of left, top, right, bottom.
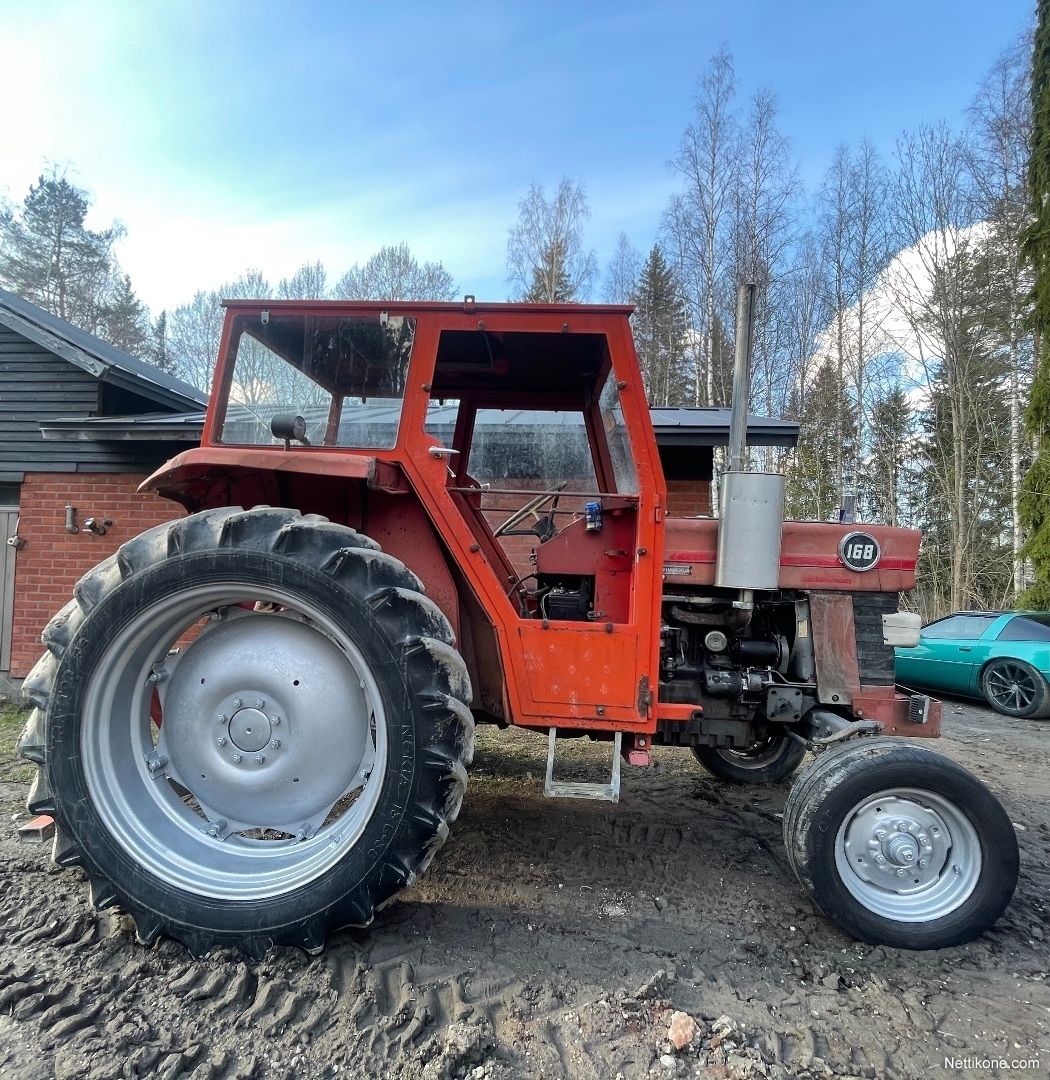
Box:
(0, 26, 1034, 621)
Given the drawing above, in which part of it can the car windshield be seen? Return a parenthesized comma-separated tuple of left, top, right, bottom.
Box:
(219, 312, 415, 448)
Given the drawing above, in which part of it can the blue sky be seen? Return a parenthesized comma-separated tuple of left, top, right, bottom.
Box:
(0, 0, 1034, 312)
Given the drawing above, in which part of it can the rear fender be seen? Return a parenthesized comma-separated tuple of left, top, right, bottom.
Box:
(139, 446, 478, 661)
(139, 446, 407, 511)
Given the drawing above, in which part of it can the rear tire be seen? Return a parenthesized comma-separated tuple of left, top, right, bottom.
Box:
(783, 737, 1018, 948)
(980, 657, 1050, 719)
(18, 506, 474, 957)
(692, 735, 807, 784)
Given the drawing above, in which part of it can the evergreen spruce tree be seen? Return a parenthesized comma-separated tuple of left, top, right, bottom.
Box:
(146, 310, 180, 375)
(630, 245, 690, 405)
(863, 387, 913, 527)
(785, 365, 856, 521)
(523, 239, 574, 303)
(101, 273, 150, 356)
(1021, 0, 1050, 606)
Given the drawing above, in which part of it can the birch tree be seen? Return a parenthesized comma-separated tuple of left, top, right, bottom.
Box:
(665, 49, 740, 406)
(334, 244, 456, 301)
(815, 142, 892, 510)
(506, 179, 597, 302)
(729, 88, 801, 449)
(601, 233, 641, 304)
(886, 124, 1001, 611)
(278, 260, 328, 299)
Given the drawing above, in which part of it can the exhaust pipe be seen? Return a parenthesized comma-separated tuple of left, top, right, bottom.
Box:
(715, 284, 785, 592)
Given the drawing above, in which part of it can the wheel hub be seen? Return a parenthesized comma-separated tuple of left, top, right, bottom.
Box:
(158, 613, 370, 832)
(844, 795, 948, 891)
(227, 707, 271, 753)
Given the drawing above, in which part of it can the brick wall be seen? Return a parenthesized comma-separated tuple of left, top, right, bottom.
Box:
(9, 473, 184, 678)
(665, 479, 711, 517)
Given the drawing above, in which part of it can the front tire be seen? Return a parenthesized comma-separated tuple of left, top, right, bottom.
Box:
(980, 657, 1050, 719)
(692, 735, 807, 784)
(783, 738, 1018, 948)
(18, 507, 474, 957)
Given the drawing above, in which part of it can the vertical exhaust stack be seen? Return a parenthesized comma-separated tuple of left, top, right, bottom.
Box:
(715, 284, 786, 592)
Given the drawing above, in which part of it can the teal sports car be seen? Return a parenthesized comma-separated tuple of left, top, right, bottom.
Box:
(895, 611, 1050, 719)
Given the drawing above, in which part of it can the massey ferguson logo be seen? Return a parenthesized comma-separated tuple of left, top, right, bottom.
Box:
(839, 531, 881, 572)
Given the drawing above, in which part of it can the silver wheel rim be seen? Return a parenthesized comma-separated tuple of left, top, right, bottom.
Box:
(834, 787, 981, 922)
(985, 661, 1038, 713)
(81, 583, 388, 900)
(716, 737, 788, 770)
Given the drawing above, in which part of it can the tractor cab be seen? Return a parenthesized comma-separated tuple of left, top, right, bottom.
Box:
(149, 301, 665, 734)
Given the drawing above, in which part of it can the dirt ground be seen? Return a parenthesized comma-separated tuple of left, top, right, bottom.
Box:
(0, 701, 1047, 1080)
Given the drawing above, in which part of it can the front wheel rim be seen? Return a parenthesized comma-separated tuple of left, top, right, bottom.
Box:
(834, 787, 981, 922)
(80, 582, 389, 901)
(986, 662, 1038, 712)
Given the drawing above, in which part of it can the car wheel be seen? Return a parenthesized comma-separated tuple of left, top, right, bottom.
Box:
(980, 658, 1050, 719)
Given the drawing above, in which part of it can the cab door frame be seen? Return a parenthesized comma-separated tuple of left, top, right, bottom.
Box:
(397, 307, 666, 733)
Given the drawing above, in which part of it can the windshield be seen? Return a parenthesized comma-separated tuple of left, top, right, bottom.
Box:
(598, 372, 638, 494)
(219, 312, 415, 448)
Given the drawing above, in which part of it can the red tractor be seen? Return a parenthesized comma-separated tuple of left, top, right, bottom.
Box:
(20, 296, 1018, 957)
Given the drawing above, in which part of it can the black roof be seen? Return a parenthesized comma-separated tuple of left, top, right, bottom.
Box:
(0, 286, 207, 411)
(40, 405, 800, 448)
(649, 407, 798, 447)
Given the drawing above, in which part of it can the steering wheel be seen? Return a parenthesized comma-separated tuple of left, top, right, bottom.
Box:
(493, 482, 569, 537)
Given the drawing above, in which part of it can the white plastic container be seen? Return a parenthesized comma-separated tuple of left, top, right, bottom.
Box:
(882, 611, 921, 648)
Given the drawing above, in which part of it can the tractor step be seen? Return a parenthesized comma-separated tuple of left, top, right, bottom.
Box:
(544, 728, 621, 802)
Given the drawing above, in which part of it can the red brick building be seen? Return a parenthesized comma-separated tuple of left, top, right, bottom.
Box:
(0, 288, 797, 690)
(0, 288, 206, 691)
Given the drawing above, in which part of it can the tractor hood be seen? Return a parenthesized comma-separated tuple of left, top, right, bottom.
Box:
(662, 516, 920, 593)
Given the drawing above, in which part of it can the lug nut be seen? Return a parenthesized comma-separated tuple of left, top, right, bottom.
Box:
(217, 714, 227, 724)
(875, 830, 886, 841)
(874, 854, 886, 864)
(896, 868, 906, 877)
(255, 699, 265, 709)
(270, 740, 280, 749)
(918, 859, 928, 868)
(271, 716, 281, 725)
(233, 699, 242, 708)
(233, 754, 242, 763)
(255, 755, 265, 764)
(217, 737, 226, 746)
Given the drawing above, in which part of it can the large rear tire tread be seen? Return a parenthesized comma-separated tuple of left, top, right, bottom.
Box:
(783, 737, 1019, 949)
(19, 506, 475, 958)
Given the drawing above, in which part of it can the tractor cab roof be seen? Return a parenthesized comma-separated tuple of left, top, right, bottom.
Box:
(220, 299, 636, 403)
